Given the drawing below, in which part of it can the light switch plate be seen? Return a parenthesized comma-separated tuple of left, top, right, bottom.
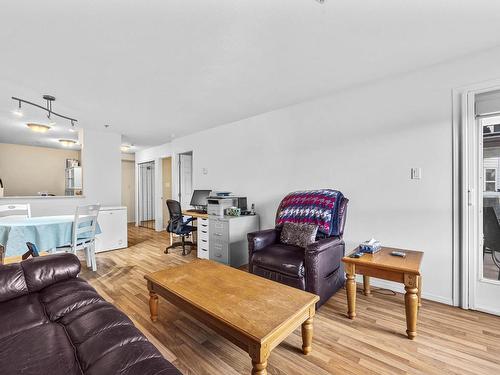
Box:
(411, 167, 422, 180)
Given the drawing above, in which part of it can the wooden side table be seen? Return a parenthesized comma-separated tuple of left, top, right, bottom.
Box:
(342, 247, 423, 339)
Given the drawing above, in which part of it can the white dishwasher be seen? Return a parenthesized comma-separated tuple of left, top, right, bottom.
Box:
(95, 206, 128, 253)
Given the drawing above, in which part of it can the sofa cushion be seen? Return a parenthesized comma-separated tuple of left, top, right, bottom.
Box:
(0, 323, 82, 375)
(40, 278, 104, 321)
(22, 253, 81, 293)
(253, 265, 306, 290)
(0, 293, 48, 341)
(251, 243, 305, 277)
(87, 341, 179, 375)
(64, 302, 133, 345)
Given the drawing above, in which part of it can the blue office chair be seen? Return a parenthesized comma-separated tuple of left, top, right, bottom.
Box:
(164, 199, 197, 256)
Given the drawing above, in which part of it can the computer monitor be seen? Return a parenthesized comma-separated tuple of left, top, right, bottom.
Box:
(190, 190, 211, 209)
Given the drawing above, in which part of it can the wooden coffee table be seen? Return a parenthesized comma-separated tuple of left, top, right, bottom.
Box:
(144, 260, 319, 375)
(342, 247, 423, 339)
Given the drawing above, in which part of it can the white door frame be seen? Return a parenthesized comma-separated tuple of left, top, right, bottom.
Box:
(453, 77, 500, 311)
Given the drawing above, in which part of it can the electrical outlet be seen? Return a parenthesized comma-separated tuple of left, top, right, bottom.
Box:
(202, 168, 208, 175)
(411, 167, 422, 180)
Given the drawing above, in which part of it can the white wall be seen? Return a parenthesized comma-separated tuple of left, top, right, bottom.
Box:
(140, 46, 500, 305)
(0, 143, 80, 196)
(0, 129, 122, 216)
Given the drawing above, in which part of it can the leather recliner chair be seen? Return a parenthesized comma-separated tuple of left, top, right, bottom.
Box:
(248, 193, 348, 308)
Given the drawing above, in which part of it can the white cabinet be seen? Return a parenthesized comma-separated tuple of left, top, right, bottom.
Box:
(197, 217, 209, 259)
(95, 206, 128, 253)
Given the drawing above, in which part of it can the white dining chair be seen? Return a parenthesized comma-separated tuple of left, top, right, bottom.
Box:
(59, 204, 100, 271)
(0, 204, 31, 218)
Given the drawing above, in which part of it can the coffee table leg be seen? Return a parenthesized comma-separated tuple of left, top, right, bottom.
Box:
(345, 263, 356, 319)
(363, 275, 371, 296)
(249, 344, 269, 375)
(404, 274, 419, 340)
(417, 276, 422, 308)
(301, 317, 314, 355)
(251, 360, 267, 375)
(149, 291, 159, 322)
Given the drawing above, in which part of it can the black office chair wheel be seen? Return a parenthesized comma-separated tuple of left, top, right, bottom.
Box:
(165, 237, 195, 256)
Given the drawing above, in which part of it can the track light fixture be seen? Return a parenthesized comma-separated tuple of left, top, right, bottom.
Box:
(59, 139, 77, 147)
(12, 100, 24, 117)
(11, 94, 78, 129)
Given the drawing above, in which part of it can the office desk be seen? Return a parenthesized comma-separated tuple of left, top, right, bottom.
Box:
(182, 210, 209, 219)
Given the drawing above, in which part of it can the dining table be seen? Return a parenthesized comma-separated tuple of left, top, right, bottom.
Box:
(0, 215, 100, 262)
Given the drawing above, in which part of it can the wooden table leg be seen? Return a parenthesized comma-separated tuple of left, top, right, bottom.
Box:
(249, 344, 269, 375)
(363, 275, 371, 296)
(301, 317, 314, 355)
(417, 276, 422, 308)
(404, 274, 419, 339)
(345, 263, 356, 319)
(0, 245, 5, 265)
(251, 360, 267, 375)
(149, 291, 159, 322)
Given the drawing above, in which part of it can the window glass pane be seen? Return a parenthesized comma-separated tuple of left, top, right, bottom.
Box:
(486, 169, 496, 182)
(486, 182, 496, 192)
(482, 119, 500, 281)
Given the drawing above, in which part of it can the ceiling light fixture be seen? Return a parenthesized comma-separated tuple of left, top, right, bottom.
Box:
(26, 123, 51, 133)
(11, 95, 78, 129)
(12, 100, 24, 117)
(120, 145, 131, 152)
(59, 139, 77, 147)
(47, 112, 56, 126)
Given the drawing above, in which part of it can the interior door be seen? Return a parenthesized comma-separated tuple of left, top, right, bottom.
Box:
(467, 96, 500, 315)
(178, 153, 193, 209)
(138, 161, 155, 229)
(162, 157, 172, 228)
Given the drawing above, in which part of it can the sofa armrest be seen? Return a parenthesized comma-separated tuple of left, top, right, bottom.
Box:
(304, 237, 345, 299)
(0, 263, 28, 303)
(306, 236, 344, 255)
(247, 229, 280, 255)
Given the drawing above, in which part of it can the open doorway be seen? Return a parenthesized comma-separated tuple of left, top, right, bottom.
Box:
(162, 157, 172, 229)
(138, 161, 155, 229)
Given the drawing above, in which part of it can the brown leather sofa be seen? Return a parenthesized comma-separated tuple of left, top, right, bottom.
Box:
(0, 253, 180, 375)
(248, 195, 348, 308)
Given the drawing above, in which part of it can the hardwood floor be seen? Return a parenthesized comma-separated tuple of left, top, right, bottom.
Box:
(80, 225, 500, 375)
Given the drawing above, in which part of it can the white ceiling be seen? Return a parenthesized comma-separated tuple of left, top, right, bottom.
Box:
(1, 0, 500, 150)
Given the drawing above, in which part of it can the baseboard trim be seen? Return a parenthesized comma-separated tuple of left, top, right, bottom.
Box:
(356, 276, 454, 306)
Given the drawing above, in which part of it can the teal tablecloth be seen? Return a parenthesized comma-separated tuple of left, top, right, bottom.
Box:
(0, 215, 101, 257)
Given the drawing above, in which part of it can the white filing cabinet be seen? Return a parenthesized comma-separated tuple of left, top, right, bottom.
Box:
(95, 206, 128, 253)
(197, 217, 210, 259)
(208, 215, 259, 268)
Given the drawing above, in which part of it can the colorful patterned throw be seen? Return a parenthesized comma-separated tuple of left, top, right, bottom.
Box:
(275, 189, 344, 237)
